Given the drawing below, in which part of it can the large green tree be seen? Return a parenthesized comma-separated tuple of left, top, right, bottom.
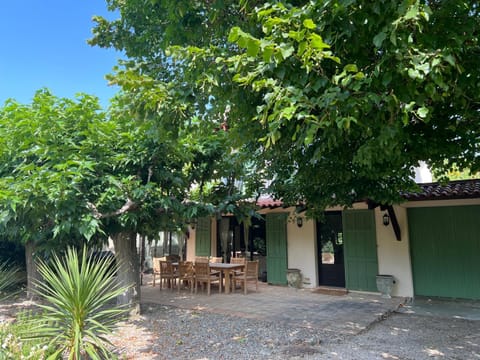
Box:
(0, 91, 107, 296)
(0, 90, 207, 311)
(91, 0, 479, 217)
(90, 0, 269, 204)
(224, 1, 480, 213)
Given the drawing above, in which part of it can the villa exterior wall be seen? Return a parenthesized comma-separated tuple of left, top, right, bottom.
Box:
(185, 195, 480, 299)
(286, 216, 317, 288)
(375, 205, 414, 297)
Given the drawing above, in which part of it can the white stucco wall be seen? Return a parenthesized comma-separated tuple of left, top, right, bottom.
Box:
(282, 203, 412, 296)
(375, 206, 414, 298)
(186, 225, 196, 262)
(287, 215, 317, 288)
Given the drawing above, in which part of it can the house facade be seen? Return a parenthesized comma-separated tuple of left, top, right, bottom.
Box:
(186, 179, 480, 300)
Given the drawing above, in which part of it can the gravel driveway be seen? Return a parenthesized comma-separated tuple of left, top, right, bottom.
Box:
(319, 312, 480, 359)
(2, 282, 478, 359)
(109, 303, 480, 359)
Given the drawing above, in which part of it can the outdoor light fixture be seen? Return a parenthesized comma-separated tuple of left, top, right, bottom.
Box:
(190, 219, 197, 230)
(296, 217, 303, 228)
(383, 212, 390, 226)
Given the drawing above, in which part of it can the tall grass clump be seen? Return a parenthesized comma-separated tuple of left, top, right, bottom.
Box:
(0, 261, 51, 359)
(0, 261, 21, 301)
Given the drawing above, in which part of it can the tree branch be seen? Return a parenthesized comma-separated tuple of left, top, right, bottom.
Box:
(88, 199, 138, 219)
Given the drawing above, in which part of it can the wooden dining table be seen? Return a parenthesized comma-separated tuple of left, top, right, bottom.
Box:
(208, 263, 245, 294)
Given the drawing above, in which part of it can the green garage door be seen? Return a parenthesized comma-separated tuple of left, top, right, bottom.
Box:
(408, 205, 480, 300)
(266, 213, 288, 285)
(343, 210, 379, 292)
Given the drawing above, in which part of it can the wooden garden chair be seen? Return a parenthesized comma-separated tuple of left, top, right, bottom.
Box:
(229, 256, 246, 290)
(159, 260, 178, 290)
(177, 261, 195, 293)
(152, 257, 165, 287)
(194, 261, 221, 295)
(232, 260, 259, 294)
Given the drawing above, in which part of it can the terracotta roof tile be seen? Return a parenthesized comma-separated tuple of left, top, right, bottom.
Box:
(256, 197, 284, 208)
(254, 179, 480, 208)
(403, 179, 480, 201)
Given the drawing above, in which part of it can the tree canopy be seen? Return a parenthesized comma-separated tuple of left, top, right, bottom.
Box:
(91, 0, 480, 216)
(0, 91, 106, 250)
(0, 90, 203, 251)
(0, 89, 218, 305)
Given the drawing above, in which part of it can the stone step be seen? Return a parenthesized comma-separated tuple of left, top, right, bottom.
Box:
(312, 286, 348, 296)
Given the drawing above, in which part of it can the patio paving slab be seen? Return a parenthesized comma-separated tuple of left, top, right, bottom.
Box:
(141, 275, 406, 336)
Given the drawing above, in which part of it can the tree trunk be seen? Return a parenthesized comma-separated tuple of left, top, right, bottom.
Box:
(163, 231, 168, 255)
(139, 234, 145, 286)
(25, 241, 41, 299)
(111, 231, 141, 316)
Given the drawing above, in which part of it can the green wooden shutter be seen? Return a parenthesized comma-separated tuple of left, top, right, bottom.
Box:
(409, 206, 480, 299)
(266, 213, 288, 285)
(195, 217, 211, 256)
(343, 210, 378, 292)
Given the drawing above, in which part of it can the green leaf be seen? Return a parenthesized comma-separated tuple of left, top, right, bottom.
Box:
(303, 19, 316, 29)
(425, 83, 436, 97)
(373, 31, 387, 48)
(408, 68, 422, 80)
(417, 62, 430, 75)
(354, 72, 365, 80)
(228, 27, 240, 43)
(404, 5, 419, 20)
(389, 30, 397, 46)
(279, 44, 295, 59)
(263, 45, 275, 62)
(288, 30, 305, 42)
(297, 41, 307, 56)
(417, 106, 429, 119)
(344, 64, 358, 73)
(324, 54, 341, 64)
(443, 54, 456, 67)
(309, 33, 330, 50)
(246, 38, 260, 57)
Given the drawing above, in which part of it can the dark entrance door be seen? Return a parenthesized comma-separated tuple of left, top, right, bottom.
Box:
(317, 212, 345, 287)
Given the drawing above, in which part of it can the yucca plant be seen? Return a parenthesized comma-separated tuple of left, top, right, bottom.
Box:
(30, 246, 130, 360)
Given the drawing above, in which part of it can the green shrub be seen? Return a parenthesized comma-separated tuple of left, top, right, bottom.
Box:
(0, 311, 54, 360)
(0, 261, 22, 302)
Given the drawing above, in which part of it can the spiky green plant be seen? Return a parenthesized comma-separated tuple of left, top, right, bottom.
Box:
(31, 246, 130, 360)
(0, 261, 21, 301)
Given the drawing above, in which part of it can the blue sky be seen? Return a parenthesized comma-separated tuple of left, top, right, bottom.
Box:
(0, 1, 122, 108)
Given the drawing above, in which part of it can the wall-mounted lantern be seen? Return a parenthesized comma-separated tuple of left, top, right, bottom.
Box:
(190, 219, 197, 230)
(296, 217, 303, 228)
(383, 212, 390, 226)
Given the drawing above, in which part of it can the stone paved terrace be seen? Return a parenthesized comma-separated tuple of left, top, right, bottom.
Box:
(140, 275, 406, 336)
